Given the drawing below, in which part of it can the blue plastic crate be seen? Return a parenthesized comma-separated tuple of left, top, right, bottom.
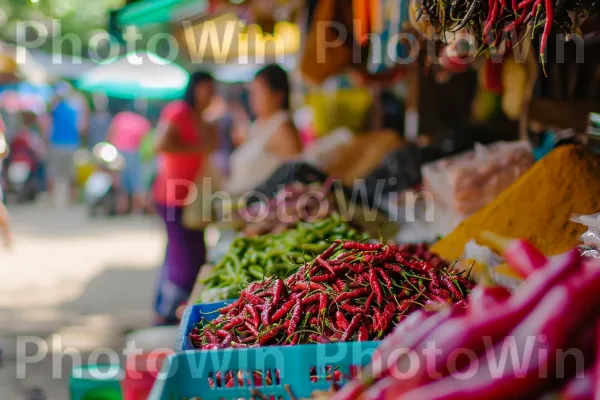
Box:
(176, 300, 239, 351)
(149, 341, 378, 400)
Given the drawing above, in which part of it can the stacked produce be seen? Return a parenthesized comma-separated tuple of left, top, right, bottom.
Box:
(237, 182, 336, 236)
(190, 241, 473, 349)
(333, 238, 600, 400)
(199, 215, 366, 302)
(432, 145, 600, 260)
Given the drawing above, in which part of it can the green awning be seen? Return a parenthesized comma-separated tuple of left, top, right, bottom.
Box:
(116, 0, 207, 28)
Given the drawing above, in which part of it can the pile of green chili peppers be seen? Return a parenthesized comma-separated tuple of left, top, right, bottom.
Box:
(198, 214, 368, 302)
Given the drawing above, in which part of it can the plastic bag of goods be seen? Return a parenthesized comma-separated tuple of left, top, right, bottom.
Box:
(422, 141, 534, 219)
(570, 212, 600, 259)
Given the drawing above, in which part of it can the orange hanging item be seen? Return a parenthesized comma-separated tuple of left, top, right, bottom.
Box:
(353, 0, 371, 45)
(370, 0, 384, 34)
(300, 0, 354, 84)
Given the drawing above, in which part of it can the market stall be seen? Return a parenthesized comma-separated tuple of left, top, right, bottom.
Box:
(63, 1, 600, 400)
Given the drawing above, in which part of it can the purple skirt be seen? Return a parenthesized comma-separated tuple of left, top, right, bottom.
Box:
(154, 203, 206, 324)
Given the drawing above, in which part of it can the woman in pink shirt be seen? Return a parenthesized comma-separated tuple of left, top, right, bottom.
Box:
(108, 110, 151, 213)
(152, 72, 216, 325)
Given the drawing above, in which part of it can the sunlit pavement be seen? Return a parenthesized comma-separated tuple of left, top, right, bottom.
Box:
(0, 200, 164, 399)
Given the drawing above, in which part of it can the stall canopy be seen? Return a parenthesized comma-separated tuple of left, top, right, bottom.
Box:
(116, 0, 207, 28)
(77, 51, 189, 99)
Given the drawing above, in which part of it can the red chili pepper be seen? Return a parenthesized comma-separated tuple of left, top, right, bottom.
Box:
(261, 300, 272, 326)
(306, 304, 319, 315)
(315, 257, 337, 275)
(363, 292, 375, 313)
(295, 281, 327, 292)
(230, 342, 248, 348)
(242, 291, 265, 305)
(312, 273, 336, 282)
(378, 303, 396, 333)
(370, 269, 384, 305)
(397, 295, 418, 314)
(441, 275, 464, 300)
(220, 299, 241, 314)
(244, 304, 260, 328)
(287, 299, 302, 336)
(375, 267, 392, 290)
(517, 0, 535, 9)
(336, 311, 350, 330)
(202, 344, 220, 350)
(321, 240, 341, 260)
(241, 335, 258, 344)
(347, 263, 365, 274)
(216, 330, 229, 339)
(340, 303, 364, 314)
(270, 299, 295, 323)
(341, 313, 362, 341)
(342, 241, 383, 251)
(244, 321, 259, 337)
(483, 0, 500, 37)
(222, 316, 244, 330)
(290, 290, 308, 301)
(309, 317, 319, 325)
(272, 279, 284, 305)
(259, 325, 283, 345)
(432, 288, 453, 299)
(204, 330, 218, 344)
(289, 334, 299, 345)
(357, 326, 369, 341)
(364, 244, 396, 264)
(539, 0, 553, 69)
(504, 9, 526, 31)
(373, 308, 382, 330)
(384, 263, 405, 275)
(335, 287, 370, 303)
(302, 293, 321, 305)
(221, 333, 233, 347)
(336, 278, 347, 292)
(319, 293, 328, 316)
(311, 334, 332, 344)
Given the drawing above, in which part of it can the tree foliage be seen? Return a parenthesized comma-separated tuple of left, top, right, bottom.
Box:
(0, 0, 125, 55)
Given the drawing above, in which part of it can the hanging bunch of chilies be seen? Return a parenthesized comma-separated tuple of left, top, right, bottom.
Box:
(416, 0, 595, 66)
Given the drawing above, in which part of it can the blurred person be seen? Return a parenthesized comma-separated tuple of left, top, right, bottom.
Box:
(88, 94, 112, 147)
(152, 71, 217, 325)
(47, 82, 82, 203)
(0, 115, 12, 248)
(226, 64, 302, 195)
(107, 107, 151, 214)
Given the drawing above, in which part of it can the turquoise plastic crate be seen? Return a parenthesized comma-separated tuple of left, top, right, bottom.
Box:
(149, 341, 378, 400)
(176, 300, 239, 351)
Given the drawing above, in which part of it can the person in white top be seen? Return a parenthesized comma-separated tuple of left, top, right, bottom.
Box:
(227, 65, 302, 195)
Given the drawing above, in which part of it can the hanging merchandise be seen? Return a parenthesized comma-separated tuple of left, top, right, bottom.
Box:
(367, 0, 410, 74)
(300, 0, 354, 84)
(352, 0, 371, 45)
(370, 0, 384, 34)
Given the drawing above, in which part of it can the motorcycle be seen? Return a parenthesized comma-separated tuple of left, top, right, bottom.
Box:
(3, 130, 43, 203)
(78, 142, 125, 217)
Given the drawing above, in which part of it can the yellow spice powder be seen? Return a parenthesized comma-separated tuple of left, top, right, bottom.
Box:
(431, 145, 600, 260)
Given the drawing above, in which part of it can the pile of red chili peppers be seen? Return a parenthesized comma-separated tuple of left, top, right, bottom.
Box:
(190, 241, 474, 349)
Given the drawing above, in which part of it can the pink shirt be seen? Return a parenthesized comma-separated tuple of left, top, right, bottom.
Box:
(153, 101, 204, 206)
(110, 111, 151, 152)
